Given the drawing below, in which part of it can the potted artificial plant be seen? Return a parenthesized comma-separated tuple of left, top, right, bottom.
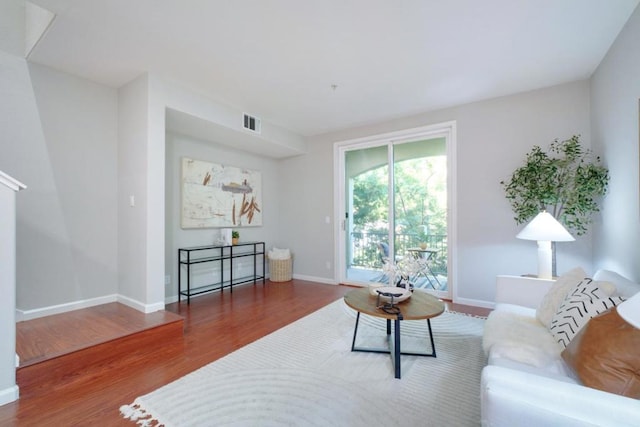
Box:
(501, 135, 609, 275)
(232, 230, 239, 245)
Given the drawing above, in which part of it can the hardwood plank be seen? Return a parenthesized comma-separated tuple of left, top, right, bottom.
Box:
(0, 280, 489, 426)
(447, 300, 491, 317)
(16, 303, 183, 367)
(16, 320, 184, 400)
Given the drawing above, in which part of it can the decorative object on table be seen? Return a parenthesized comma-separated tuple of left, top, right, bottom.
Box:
(516, 211, 574, 279)
(231, 230, 239, 245)
(181, 157, 262, 228)
(376, 286, 402, 315)
(267, 247, 293, 282)
(501, 135, 609, 276)
(221, 228, 233, 245)
(368, 281, 384, 294)
(374, 286, 412, 303)
(381, 255, 427, 290)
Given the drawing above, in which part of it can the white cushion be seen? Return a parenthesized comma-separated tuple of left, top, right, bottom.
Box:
(493, 303, 536, 317)
(549, 279, 625, 348)
(483, 310, 562, 367)
(536, 267, 587, 328)
(268, 247, 291, 260)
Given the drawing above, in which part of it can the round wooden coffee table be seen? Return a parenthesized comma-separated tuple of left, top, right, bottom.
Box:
(343, 287, 445, 379)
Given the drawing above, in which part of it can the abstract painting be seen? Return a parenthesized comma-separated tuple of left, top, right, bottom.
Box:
(181, 157, 262, 228)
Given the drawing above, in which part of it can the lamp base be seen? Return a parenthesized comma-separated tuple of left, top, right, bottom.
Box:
(537, 240, 553, 280)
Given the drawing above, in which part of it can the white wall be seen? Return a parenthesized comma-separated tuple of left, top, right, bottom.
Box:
(121, 76, 306, 309)
(4, 6, 636, 316)
(0, 0, 23, 57)
(590, 6, 640, 282)
(282, 81, 593, 305)
(0, 53, 118, 313)
(277, 137, 337, 283)
(164, 132, 282, 300)
(146, 76, 167, 308)
(1, 63, 305, 317)
(0, 173, 24, 406)
(117, 75, 151, 308)
(1, 2, 27, 405)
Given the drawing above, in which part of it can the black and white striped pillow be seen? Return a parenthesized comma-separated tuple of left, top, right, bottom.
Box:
(550, 279, 625, 348)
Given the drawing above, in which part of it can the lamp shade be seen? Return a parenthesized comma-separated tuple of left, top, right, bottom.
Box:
(617, 293, 640, 329)
(516, 211, 575, 242)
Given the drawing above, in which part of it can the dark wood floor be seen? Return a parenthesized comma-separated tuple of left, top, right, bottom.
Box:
(16, 303, 184, 367)
(1, 280, 490, 426)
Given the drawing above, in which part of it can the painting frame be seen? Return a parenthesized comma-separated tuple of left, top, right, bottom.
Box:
(181, 157, 262, 228)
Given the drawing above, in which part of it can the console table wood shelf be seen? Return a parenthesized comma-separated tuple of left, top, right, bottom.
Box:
(178, 242, 266, 304)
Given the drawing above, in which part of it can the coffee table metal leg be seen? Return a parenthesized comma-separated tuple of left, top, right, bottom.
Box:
(351, 312, 361, 351)
(351, 314, 394, 356)
(394, 318, 401, 378)
(427, 318, 436, 357)
(349, 310, 434, 380)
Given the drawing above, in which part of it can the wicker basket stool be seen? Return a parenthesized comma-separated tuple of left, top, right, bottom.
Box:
(269, 255, 293, 282)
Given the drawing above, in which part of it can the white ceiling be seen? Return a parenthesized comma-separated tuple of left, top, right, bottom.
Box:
(28, 0, 639, 137)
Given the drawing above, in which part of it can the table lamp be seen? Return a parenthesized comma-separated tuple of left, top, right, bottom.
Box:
(516, 211, 574, 279)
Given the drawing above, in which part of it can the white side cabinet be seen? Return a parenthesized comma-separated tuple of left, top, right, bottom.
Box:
(0, 171, 26, 406)
(495, 275, 556, 309)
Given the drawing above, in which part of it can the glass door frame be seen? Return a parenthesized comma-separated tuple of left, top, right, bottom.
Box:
(334, 121, 457, 301)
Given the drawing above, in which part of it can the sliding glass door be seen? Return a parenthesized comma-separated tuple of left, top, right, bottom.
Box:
(336, 124, 454, 299)
(343, 145, 391, 283)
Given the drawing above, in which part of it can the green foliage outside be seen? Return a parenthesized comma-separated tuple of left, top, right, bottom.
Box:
(351, 156, 448, 272)
(394, 156, 447, 239)
(352, 165, 389, 235)
(501, 135, 609, 236)
(353, 156, 447, 236)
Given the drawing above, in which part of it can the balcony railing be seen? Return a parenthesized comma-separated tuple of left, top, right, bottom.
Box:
(349, 231, 447, 274)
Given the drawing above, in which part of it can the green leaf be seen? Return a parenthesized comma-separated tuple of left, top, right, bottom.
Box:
(501, 135, 609, 236)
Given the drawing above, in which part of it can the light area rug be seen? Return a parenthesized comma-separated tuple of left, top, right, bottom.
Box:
(121, 298, 486, 427)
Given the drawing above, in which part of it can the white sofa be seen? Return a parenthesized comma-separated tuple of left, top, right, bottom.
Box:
(481, 270, 640, 427)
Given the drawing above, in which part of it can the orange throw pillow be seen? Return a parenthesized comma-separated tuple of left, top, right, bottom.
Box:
(561, 308, 640, 398)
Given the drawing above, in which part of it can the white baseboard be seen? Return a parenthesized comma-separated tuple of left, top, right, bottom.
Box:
(0, 385, 19, 407)
(16, 294, 166, 321)
(453, 296, 495, 309)
(292, 274, 338, 285)
(16, 294, 118, 321)
(117, 295, 165, 313)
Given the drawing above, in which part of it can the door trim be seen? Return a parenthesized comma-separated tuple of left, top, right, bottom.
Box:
(333, 121, 457, 300)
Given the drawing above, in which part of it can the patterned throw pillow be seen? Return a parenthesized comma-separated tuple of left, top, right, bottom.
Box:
(536, 267, 587, 328)
(550, 279, 625, 348)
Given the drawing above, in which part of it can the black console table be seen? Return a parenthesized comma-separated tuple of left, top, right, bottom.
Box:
(178, 241, 266, 304)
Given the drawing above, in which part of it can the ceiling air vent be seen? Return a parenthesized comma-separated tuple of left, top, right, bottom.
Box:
(242, 113, 261, 134)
